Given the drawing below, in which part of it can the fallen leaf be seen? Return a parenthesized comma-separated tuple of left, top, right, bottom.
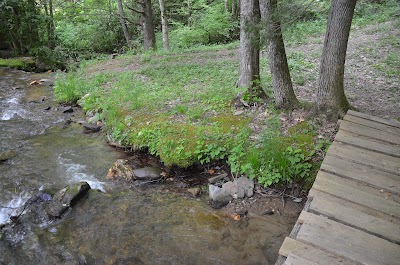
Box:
(208, 169, 215, 175)
(231, 213, 241, 221)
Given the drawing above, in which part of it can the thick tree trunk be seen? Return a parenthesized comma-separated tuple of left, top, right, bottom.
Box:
(237, 0, 266, 99)
(117, 0, 132, 46)
(260, 0, 299, 110)
(158, 0, 169, 50)
(316, 0, 356, 116)
(141, 0, 156, 51)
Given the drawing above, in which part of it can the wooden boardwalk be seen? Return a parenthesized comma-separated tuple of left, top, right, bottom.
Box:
(276, 110, 400, 265)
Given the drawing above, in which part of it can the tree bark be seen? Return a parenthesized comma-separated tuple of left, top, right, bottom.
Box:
(117, 0, 132, 46)
(48, 0, 55, 49)
(260, 0, 299, 110)
(237, 0, 266, 100)
(141, 0, 156, 51)
(158, 0, 169, 50)
(316, 0, 356, 117)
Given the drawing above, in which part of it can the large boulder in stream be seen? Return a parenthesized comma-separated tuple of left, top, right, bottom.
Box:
(45, 182, 91, 218)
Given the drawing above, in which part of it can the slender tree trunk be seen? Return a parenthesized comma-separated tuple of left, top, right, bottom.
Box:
(225, 0, 230, 14)
(316, 0, 356, 117)
(48, 0, 55, 49)
(141, 0, 156, 50)
(117, 0, 132, 46)
(237, 0, 266, 100)
(260, 0, 299, 109)
(187, 0, 191, 26)
(158, 0, 169, 50)
(232, 0, 239, 19)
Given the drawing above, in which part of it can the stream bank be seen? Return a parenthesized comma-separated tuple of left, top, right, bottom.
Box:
(0, 67, 298, 264)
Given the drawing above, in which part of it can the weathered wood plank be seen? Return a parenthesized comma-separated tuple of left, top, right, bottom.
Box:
(297, 211, 400, 265)
(328, 142, 400, 175)
(309, 192, 400, 244)
(347, 110, 400, 129)
(321, 155, 400, 195)
(334, 130, 400, 158)
(284, 254, 320, 265)
(308, 189, 400, 225)
(344, 113, 400, 135)
(339, 119, 400, 145)
(279, 237, 358, 265)
(312, 171, 400, 219)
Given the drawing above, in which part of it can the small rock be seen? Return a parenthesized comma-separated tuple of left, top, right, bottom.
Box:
(209, 184, 232, 209)
(187, 187, 201, 197)
(29, 80, 39, 86)
(235, 208, 248, 216)
(133, 167, 163, 180)
(44, 106, 51, 111)
(81, 123, 102, 133)
(39, 79, 51, 83)
(0, 150, 17, 161)
(223, 181, 245, 199)
(107, 159, 135, 181)
(233, 110, 244, 116)
(62, 106, 73, 113)
(45, 182, 91, 218)
(263, 208, 275, 215)
(12, 86, 23, 90)
(236, 176, 254, 197)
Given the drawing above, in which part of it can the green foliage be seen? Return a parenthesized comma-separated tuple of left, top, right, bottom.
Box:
(169, 3, 238, 48)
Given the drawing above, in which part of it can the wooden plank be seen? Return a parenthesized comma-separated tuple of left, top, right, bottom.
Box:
(344, 113, 400, 135)
(339, 119, 400, 145)
(327, 142, 400, 175)
(308, 189, 400, 225)
(321, 155, 400, 195)
(279, 237, 358, 265)
(334, 130, 400, 158)
(284, 254, 319, 265)
(297, 211, 400, 265)
(312, 171, 400, 219)
(347, 110, 400, 129)
(309, 192, 400, 244)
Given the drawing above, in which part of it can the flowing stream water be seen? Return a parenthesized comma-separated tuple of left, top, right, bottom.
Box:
(0, 68, 295, 265)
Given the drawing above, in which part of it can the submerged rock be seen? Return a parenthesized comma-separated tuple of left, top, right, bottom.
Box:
(0, 150, 17, 161)
(45, 182, 91, 218)
(133, 167, 163, 180)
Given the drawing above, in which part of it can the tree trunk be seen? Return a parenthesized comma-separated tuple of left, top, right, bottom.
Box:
(260, 0, 299, 109)
(117, 0, 132, 46)
(48, 0, 55, 49)
(158, 0, 169, 50)
(232, 0, 239, 19)
(141, 0, 156, 51)
(225, 0, 230, 14)
(237, 0, 266, 100)
(316, 0, 356, 117)
(187, 0, 191, 26)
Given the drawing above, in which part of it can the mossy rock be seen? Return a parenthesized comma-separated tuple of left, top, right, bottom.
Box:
(0, 57, 36, 71)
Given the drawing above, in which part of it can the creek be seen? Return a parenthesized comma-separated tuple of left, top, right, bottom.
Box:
(0, 68, 294, 265)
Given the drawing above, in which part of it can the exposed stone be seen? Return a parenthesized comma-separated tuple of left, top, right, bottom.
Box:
(81, 122, 102, 133)
(62, 106, 73, 113)
(187, 187, 201, 197)
(0, 150, 17, 161)
(209, 184, 232, 209)
(107, 159, 135, 181)
(236, 176, 254, 197)
(133, 167, 163, 180)
(45, 182, 91, 218)
(223, 181, 245, 199)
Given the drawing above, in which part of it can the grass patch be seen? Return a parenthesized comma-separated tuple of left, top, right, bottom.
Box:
(0, 58, 36, 71)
